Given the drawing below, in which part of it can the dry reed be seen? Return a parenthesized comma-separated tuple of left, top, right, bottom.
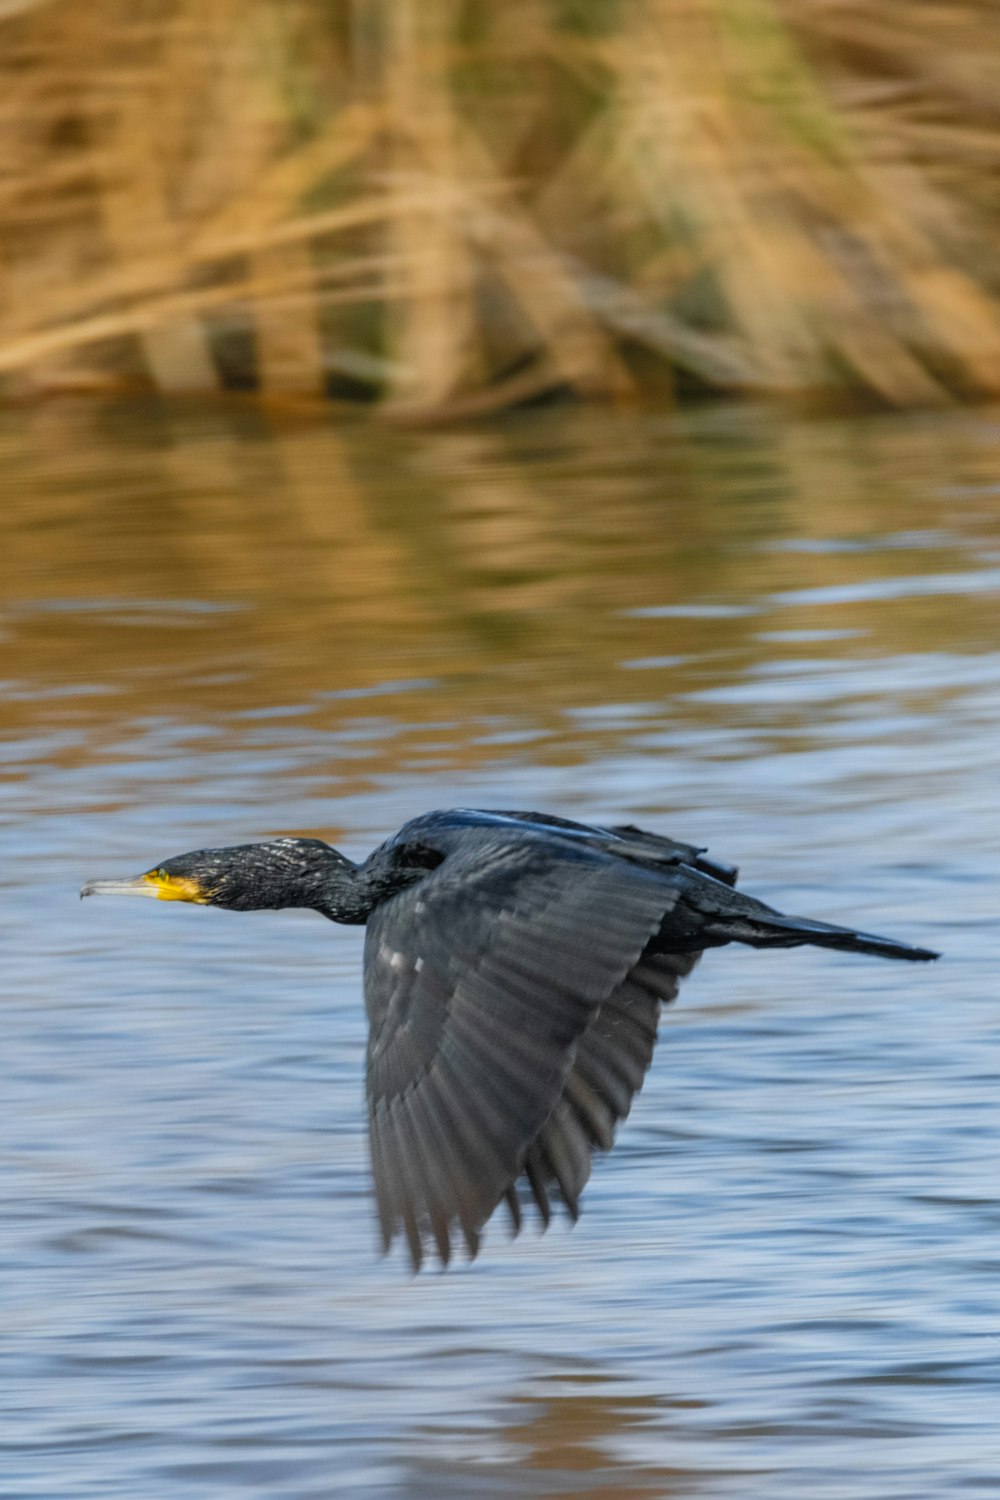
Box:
(1, 0, 999, 410)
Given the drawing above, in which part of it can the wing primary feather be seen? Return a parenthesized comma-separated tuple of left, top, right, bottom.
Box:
(523, 1148, 552, 1226)
(386, 1092, 447, 1271)
(416, 1063, 497, 1259)
(563, 1069, 616, 1151)
(414, 1071, 486, 1259)
(400, 1192, 424, 1272)
(373, 1103, 424, 1269)
(430, 1054, 518, 1247)
(367, 1105, 402, 1256)
(504, 1185, 523, 1236)
(536, 1102, 589, 1220)
(402, 1085, 457, 1266)
(572, 1050, 634, 1119)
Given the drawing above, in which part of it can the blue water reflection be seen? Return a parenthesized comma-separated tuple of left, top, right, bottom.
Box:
(1, 400, 998, 1498)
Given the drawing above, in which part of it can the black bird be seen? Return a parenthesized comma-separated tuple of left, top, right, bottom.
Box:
(81, 807, 938, 1268)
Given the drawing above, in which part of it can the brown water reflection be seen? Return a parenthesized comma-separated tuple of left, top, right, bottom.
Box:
(3, 400, 998, 768)
(500, 1377, 712, 1498)
(2, 398, 999, 1500)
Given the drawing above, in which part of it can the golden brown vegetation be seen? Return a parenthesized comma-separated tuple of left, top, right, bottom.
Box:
(2, 0, 1000, 411)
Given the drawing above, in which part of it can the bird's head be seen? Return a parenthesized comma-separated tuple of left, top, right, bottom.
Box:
(81, 837, 355, 913)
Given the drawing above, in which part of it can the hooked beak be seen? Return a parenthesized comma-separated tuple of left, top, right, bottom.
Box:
(81, 874, 161, 899)
(80, 871, 210, 903)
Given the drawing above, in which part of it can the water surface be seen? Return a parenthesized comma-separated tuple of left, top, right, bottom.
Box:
(2, 399, 999, 1498)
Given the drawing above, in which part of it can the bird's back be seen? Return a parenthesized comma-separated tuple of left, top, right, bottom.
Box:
(373, 806, 738, 885)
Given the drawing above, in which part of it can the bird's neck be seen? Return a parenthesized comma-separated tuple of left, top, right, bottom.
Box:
(309, 852, 374, 925)
(313, 846, 432, 925)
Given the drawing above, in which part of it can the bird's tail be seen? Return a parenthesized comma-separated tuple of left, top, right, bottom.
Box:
(704, 908, 939, 962)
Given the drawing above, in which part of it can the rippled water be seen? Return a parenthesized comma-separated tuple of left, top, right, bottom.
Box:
(2, 399, 999, 1498)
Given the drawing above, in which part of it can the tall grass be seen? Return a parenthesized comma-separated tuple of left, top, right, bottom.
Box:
(1, 0, 999, 410)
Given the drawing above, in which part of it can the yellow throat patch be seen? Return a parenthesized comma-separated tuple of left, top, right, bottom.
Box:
(143, 870, 211, 903)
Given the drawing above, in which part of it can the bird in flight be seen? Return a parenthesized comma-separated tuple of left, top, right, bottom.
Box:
(82, 807, 938, 1269)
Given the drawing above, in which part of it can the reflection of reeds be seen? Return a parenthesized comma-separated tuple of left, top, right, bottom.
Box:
(2, 399, 997, 793)
(2, 0, 999, 409)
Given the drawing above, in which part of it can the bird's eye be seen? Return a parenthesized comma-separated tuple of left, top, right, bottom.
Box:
(157, 868, 169, 880)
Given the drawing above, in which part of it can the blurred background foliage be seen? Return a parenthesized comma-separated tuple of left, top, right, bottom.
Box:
(2, 0, 1000, 413)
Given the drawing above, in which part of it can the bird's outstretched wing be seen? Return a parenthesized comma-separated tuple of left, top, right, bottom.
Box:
(363, 835, 688, 1268)
(517, 948, 698, 1230)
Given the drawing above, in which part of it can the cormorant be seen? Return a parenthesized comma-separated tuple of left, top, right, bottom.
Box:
(81, 807, 938, 1269)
